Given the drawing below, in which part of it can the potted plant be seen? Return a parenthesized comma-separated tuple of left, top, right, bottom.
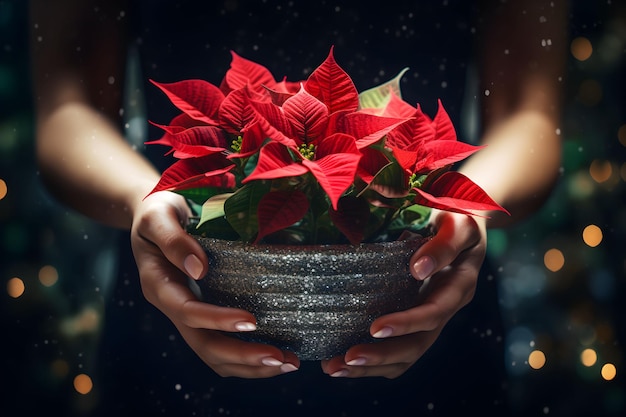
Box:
(146, 47, 506, 359)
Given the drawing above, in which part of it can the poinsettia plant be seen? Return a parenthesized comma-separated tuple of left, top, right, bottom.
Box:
(147, 47, 507, 245)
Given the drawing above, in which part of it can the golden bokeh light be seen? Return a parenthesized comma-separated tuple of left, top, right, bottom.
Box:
(0, 178, 7, 200)
(601, 363, 617, 381)
(581, 348, 597, 367)
(73, 373, 94, 395)
(39, 265, 59, 287)
(61, 307, 101, 336)
(571, 36, 593, 61)
(582, 225, 603, 247)
(589, 160, 613, 183)
(619, 124, 626, 147)
(528, 350, 546, 370)
(544, 248, 565, 272)
(7, 277, 25, 298)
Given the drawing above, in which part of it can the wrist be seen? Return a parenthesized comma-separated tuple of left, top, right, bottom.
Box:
(126, 179, 160, 224)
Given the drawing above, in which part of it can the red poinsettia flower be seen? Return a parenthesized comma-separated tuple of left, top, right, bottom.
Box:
(243, 50, 410, 209)
(367, 92, 506, 216)
(146, 48, 508, 245)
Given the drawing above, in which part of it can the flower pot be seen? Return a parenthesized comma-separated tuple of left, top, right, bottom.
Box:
(194, 236, 428, 360)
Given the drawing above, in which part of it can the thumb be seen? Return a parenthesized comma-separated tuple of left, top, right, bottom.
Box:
(408, 211, 483, 281)
(133, 192, 209, 280)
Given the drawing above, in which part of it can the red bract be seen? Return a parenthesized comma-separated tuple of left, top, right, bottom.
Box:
(371, 95, 502, 215)
(146, 125, 229, 159)
(243, 133, 361, 210)
(150, 79, 224, 125)
(218, 86, 258, 135)
(220, 51, 301, 96)
(150, 154, 236, 194)
(413, 171, 508, 216)
(385, 97, 482, 174)
(146, 48, 508, 244)
(304, 46, 359, 115)
(245, 77, 408, 208)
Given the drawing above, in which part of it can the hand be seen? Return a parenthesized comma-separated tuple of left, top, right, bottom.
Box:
(321, 209, 486, 378)
(130, 191, 300, 378)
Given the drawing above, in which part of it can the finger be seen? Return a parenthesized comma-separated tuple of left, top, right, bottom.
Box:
(213, 361, 299, 379)
(133, 192, 209, 280)
(136, 251, 257, 332)
(409, 212, 483, 280)
(176, 327, 300, 378)
(345, 329, 441, 368)
(322, 332, 438, 379)
(370, 261, 477, 338)
(322, 357, 409, 379)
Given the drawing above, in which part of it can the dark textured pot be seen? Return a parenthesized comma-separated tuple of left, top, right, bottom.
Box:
(194, 237, 427, 360)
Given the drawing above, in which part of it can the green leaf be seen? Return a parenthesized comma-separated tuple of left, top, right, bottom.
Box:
(388, 204, 432, 232)
(361, 205, 394, 241)
(198, 193, 233, 228)
(361, 160, 409, 199)
(358, 68, 409, 110)
(176, 187, 217, 206)
(224, 181, 271, 241)
(403, 204, 432, 224)
(193, 216, 240, 240)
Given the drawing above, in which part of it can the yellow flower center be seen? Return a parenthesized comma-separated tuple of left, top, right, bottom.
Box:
(299, 143, 316, 160)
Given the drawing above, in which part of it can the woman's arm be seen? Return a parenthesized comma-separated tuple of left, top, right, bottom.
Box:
(322, 0, 568, 378)
(30, 0, 300, 378)
(463, 0, 568, 227)
(31, 0, 157, 229)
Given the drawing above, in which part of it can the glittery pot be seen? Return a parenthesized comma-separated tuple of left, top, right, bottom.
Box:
(194, 237, 427, 360)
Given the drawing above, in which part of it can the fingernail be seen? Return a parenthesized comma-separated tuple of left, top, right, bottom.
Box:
(372, 326, 393, 339)
(346, 357, 367, 366)
(261, 357, 284, 367)
(280, 363, 299, 373)
(234, 321, 257, 332)
(413, 256, 435, 280)
(184, 254, 204, 280)
(330, 369, 349, 378)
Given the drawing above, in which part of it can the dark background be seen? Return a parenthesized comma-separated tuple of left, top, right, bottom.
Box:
(1, 1, 625, 416)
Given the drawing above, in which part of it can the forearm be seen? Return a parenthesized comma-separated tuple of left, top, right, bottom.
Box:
(36, 102, 159, 229)
(459, 110, 561, 228)
(466, 0, 567, 228)
(31, 0, 151, 229)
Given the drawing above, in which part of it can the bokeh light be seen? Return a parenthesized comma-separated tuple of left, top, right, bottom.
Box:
(589, 159, 613, 183)
(61, 307, 101, 336)
(73, 374, 93, 395)
(601, 363, 617, 381)
(544, 248, 565, 272)
(0, 178, 7, 200)
(619, 124, 626, 147)
(567, 171, 595, 199)
(38, 265, 59, 287)
(582, 225, 603, 247)
(7, 277, 25, 298)
(580, 348, 597, 367)
(528, 350, 546, 370)
(571, 36, 593, 61)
